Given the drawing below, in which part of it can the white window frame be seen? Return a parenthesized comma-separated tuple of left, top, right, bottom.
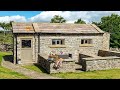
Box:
(81, 39, 92, 44)
(52, 39, 64, 45)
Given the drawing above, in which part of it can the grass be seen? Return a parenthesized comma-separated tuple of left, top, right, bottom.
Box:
(22, 63, 120, 79)
(51, 69, 120, 79)
(0, 52, 12, 64)
(22, 64, 47, 73)
(0, 52, 30, 79)
(0, 67, 29, 79)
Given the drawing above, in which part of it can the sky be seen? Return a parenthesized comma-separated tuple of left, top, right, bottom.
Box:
(0, 11, 120, 23)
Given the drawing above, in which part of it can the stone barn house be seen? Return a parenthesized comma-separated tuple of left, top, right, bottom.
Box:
(12, 22, 113, 73)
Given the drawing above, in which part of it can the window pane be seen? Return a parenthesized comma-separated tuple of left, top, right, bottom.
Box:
(22, 40, 31, 48)
(81, 40, 84, 44)
(57, 40, 59, 44)
(85, 40, 87, 43)
(61, 40, 63, 45)
(88, 39, 90, 44)
(81, 39, 92, 44)
(52, 39, 65, 45)
(52, 40, 56, 45)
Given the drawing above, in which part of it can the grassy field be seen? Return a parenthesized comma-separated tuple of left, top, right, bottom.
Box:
(0, 52, 29, 79)
(22, 63, 120, 79)
(22, 64, 47, 73)
(51, 69, 120, 79)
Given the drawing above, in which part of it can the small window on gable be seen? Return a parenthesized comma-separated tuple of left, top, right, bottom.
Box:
(81, 39, 92, 44)
(52, 39, 65, 45)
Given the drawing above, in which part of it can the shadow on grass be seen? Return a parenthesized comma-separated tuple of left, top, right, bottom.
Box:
(3, 55, 13, 63)
(33, 63, 47, 73)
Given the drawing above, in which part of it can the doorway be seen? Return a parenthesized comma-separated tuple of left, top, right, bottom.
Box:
(20, 38, 33, 64)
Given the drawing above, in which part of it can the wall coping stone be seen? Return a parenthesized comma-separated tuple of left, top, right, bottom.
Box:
(83, 56, 120, 61)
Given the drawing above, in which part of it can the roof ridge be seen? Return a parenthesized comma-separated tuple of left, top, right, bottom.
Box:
(32, 23, 39, 32)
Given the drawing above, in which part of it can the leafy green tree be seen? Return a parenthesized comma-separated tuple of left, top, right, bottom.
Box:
(92, 13, 120, 48)
(0, 22, 12, 44)
(74, 18, 86, 24)
(0, 22, 12, 36)
(50, 15, 66, 23)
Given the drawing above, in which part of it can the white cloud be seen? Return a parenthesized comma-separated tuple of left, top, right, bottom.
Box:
(29, 11, 91, 23)
(29, 11, 120, 23)
(0, 15, 27, 23)
(1, 11, 120, 23)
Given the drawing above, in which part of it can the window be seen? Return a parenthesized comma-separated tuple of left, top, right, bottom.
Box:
(52, 39, 64, 45)
(81, 39, 92, 44)
(69, 54, 72, 58)
(22, 40, 31, 48)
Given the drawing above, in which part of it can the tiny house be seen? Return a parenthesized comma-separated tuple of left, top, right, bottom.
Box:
(12, 22, 110, 64)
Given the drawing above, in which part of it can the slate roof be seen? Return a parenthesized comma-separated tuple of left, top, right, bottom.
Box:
(12, 22, 104, 34)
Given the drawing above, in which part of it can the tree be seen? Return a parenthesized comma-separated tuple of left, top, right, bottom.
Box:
(74, 18, 86, 24)
(0, 22, 12, 44)
(50, 15, 66, 23)
(92, 13, 120, 48)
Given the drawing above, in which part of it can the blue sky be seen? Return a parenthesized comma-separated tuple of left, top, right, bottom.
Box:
(0, 11, 120, 23)
(0, 11, 42, 18)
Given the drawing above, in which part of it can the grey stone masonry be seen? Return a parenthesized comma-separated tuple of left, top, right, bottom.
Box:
(98, 50, 120, 57)
(82, 56, 120, 71)
(14, 32, 110, 65)
(38, 54, 82, 73)
(102, 32, 110, 51)
(39, 33, 105, 63)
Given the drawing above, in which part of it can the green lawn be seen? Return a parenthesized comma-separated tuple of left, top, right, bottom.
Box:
(51, 69, 120, 79)
(22, 64, 47, 73)
(0, 52, 29, 79)
(22, 63, 120, 79)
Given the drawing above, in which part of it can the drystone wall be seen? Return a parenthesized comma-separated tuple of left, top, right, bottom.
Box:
(38, 55, 78, 73)
(98, 50, 120, 57)
(82, 57, 120, 71)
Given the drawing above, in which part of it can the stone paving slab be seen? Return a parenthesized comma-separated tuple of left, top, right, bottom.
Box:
(1, 59, 61, 79)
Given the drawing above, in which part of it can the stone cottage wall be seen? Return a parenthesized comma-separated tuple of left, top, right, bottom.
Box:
(39, 34, 104, 62)
(13, 35, 17, 64)
(102, 32, 110, 51)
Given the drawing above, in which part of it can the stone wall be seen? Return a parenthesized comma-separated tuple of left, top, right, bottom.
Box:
(98, 50, 120, 57)
(14, 34, 37, 64)
(79, 54, 92, 64)
(110, 48, 120, 51)
(82, 56, 120, 71)
(38, 55, 50, 73)
(39, 33, 104, 62)
(13, 32, 110, 65)
(13, 35, 17, 64)
(102, 32, 110, 51)
(38, 54, 77, 73)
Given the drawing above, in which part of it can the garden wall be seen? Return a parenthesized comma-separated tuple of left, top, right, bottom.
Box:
(98, 50, 120, 57)
(38, 54, 78, 73)
(82, 56, 120, 71)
